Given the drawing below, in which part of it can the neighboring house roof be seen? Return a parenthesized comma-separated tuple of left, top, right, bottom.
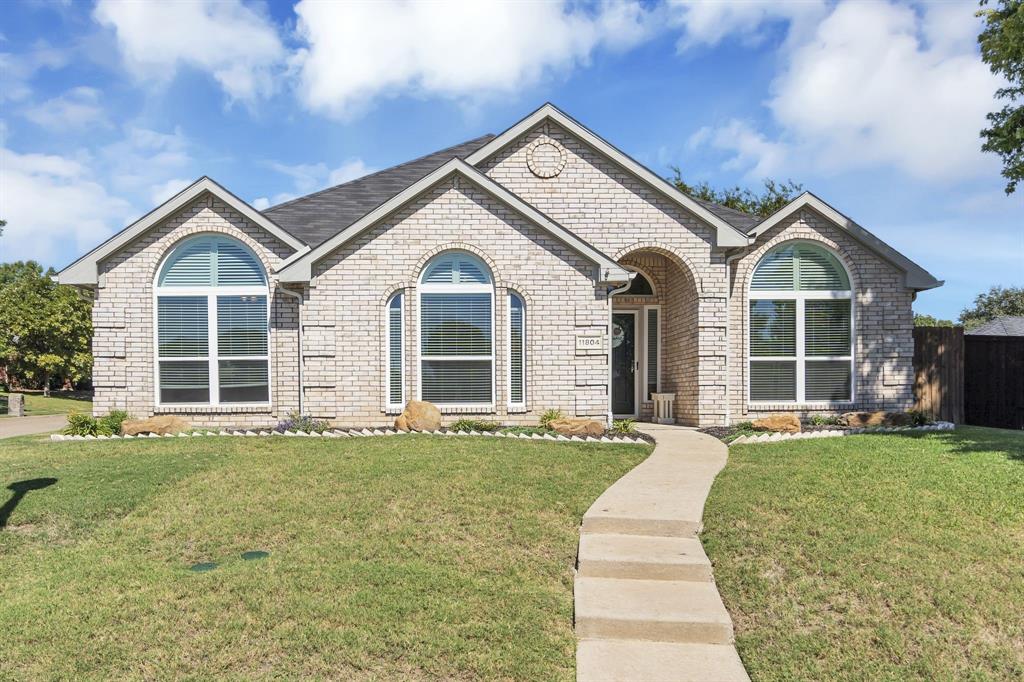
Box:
(276, 158, 632, 285)
(748, 192, 942, 291)
(264, 135, 495, 248)
(966, 316, 1024, 336)
(465, 103, 751, 248)
(58, 176, 309, 286)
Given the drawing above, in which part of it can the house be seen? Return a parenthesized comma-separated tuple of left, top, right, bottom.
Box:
(965, 316, 1024, 336)
(58, 103, 941, 429)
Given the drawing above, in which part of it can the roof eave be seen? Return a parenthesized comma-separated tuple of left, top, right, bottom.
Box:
(58, 177, 309, 286)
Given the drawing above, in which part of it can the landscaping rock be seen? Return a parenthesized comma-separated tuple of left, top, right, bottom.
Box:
(838, 411, 914, 428)
(752, 413, 801, 433)
(121, 415, 190, 436)
(394, 400, 441, 432)
(549, 417, 605, 437)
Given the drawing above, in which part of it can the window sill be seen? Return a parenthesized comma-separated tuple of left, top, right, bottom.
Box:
(155, 404, 273, 414)
(747, 401, 856, 411)
(437, 404, 495, 415)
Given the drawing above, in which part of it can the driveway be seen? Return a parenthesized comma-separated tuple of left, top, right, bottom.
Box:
(0, 415, 67, 439)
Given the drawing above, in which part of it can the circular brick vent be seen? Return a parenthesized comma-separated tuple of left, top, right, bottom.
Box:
(527, 137, 567, 178)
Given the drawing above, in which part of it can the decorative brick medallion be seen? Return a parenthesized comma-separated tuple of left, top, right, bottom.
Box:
(526, 137, 567, 178)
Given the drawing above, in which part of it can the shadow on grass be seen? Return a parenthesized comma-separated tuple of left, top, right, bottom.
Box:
(884, 427, 1024, 462)
(0, 478, 57, 529)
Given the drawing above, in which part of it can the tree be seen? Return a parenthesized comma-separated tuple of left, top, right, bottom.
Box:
(978, 0, 1023, 194)
(0, 261, 92, 395)
(958, 285, 1024, 329)
(669, 168, 803, 217)
(0, 218, 5, 236)
(914, 313, 956, 327)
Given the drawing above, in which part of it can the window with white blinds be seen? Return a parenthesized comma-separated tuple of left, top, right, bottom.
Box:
(749, 243, 853, 403)
(386, 293, 404, 410)
(418, 252, 494, 406)
(646, 306, 659, 399)
(509, 292, 525, 408)
(155, 236, 270, 405)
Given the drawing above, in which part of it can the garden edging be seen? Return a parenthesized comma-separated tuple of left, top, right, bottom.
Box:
(729, 421, 955, 445)
(49, 429, 650, 444)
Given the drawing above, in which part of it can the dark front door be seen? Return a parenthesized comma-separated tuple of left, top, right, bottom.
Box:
(612, 312, 636, 415)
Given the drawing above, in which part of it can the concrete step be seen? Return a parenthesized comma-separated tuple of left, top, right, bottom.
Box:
(577, 639, 750, 682)
(578, 533, 713, 582)
(575, 577, 734, 645)
(580, 515, 700, 538)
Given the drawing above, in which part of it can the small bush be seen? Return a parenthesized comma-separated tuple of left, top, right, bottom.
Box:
(611, 418, 636, 434)
(65, 410, 129, 436)
(539, 409, 563, 429)
(808, 414, 841, 426)
(449, 419, 500, 432)
(275, 411, 330, 433)
(499, 426, 550, 436)
(907, 410, 930, 426)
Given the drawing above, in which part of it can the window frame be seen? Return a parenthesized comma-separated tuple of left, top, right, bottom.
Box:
(152, 236, 271, 409)
(416, 252, 495, 410)
(385, 291, 405, 413)
(507, 291, 526, 411)
(643, 304, 661, 401)
(747, 243, 855, 406)
(621, 265, 657, 298)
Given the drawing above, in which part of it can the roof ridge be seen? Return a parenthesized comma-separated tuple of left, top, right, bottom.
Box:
(691, 196, 761, 220)
(263, 133, 496, 214)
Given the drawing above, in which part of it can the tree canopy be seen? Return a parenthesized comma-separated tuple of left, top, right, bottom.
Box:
(959, 285, 1024, 329)
(978, 0, 1023, 194)
(913, 313, 955, 327)
(0, 261, 92, 395)
(669, 168, 803, 217)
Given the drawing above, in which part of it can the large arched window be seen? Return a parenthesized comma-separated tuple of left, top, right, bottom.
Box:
(418, 252, 494, 406)
(749, 242, 853, 403)
(155, 235, 269, 406)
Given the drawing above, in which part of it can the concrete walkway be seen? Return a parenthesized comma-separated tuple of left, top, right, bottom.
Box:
(0, 415, 67, 439)
(575, 424, 749, 682)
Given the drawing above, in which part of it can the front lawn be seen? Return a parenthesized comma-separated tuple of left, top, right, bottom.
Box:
(0, 434, 649, 679)
(703, 427, 1024, 680)
(0, 390, 93, 416)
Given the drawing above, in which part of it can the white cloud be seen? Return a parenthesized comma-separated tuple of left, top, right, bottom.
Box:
(667, 0, 825, 50)
(328, 158, 372, 185)
(24, 86, 108, 130)
(93, 0, 285, 101)
(259, 157, 375, 208)
(251, 197, 271, 211)
(688, 1, 1003, 182)
(101, 126, 192, 194)
(149, 178, 192, 205)
(292, 0, 654, 118)
(0, 146, 133, 263)
(0, 41, 69, 102)
(690, 120, 788, 178)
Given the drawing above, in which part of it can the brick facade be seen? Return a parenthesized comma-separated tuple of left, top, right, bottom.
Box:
(88, 119, 920, 429)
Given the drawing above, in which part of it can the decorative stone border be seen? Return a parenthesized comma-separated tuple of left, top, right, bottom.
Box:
(526, 136, 568, 178)
(729, 421, 955, 446)
(50, 429, 649, 445)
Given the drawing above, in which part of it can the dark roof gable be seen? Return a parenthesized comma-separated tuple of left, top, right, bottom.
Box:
(966, 316, 1024, 336)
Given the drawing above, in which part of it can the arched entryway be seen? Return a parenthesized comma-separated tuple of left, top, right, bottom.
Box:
(612, 246, 701, 425)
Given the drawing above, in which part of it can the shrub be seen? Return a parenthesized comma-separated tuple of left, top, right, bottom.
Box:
(274, 411, 330, 434)
(611, 418, 636, 434)
(808, 414, 840, 426)
(907, 410, 930, 426)
(539, 409, 563, 429)
(449, 419, 500, 432)
(65, 410, 129, 436)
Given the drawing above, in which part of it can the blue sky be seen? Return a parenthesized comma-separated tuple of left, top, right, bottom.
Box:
(0, 0, 1020, 320)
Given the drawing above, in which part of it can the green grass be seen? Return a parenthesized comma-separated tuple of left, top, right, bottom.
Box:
(0, 390, 93, 416)
(0, 434, 649, 679)
(703, 427, 1024, 681)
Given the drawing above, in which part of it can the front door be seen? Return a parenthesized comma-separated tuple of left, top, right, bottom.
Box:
(611, 311, 637, 416)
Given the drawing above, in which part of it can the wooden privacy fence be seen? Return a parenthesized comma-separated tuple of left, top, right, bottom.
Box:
(913, 327, 964, 424)
(964, 335, 1024, 430)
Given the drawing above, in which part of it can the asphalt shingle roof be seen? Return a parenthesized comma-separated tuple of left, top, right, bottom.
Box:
(263, 135, 496, 247)
(965, 316, 1024, 336)
(262, 133, 762, 248)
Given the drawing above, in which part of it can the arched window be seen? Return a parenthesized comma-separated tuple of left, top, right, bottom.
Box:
(620, 269, 655, 297)
(508, 292, 525, 409)
(418, 252, 494, 406)
(155, 235, 269, 405)
(749, 243, 853, 403)
(386, 292, 405, 411)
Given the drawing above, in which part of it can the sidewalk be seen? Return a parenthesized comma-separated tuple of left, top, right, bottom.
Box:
(0, 415, 67, 440)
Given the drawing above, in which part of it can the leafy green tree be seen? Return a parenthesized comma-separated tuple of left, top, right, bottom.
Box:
(978, 0, 1023, 194)
(958, 285, 1024, 329)
(669, 168, 803, 216)
(0, 218, 5, 236)
(914, 313, 956, 327)
(0, 261, 92, 395)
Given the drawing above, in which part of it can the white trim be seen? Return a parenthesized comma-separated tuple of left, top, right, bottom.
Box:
(507, 290, 526, 411)
(415, 251, 496, 409)
(465, 103, 750, 248)
(611, 309, 640, 419)
(58, 176, 307, 285)
(152, 237, 272, 410)
(385, 291, 405, 413)
(277, 158, 630, 284)
(747, 191, 942, 291)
